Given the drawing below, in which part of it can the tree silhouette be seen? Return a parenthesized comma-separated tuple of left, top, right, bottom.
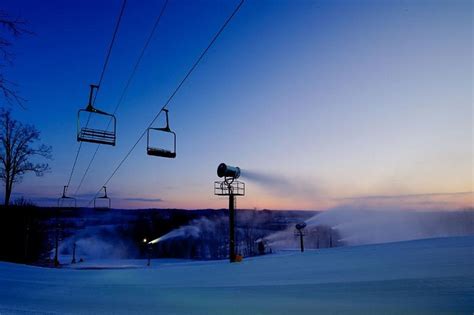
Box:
(0, 10, 32, 107)
(0, 109, 51, 205)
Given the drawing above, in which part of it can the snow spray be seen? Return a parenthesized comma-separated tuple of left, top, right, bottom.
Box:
(240, 169, 318, 198)
(304, 206, 474, 245)
(262, 207, 474, 249)
(149, 225, 200, 244)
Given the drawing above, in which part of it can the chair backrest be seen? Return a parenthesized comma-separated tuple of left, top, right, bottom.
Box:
(146, 127, 176, 158)
(77, 109, 116, 146)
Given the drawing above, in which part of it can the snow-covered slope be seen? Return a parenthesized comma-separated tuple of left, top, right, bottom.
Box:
(0, 236, 473, 314)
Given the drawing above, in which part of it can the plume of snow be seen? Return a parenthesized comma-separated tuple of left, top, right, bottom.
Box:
(149, 225, 200, 244)
(305, 206, 474, 245)
(240, 169, 319, 198)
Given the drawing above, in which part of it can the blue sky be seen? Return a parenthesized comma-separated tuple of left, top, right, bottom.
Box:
(2, 0, 472, 209)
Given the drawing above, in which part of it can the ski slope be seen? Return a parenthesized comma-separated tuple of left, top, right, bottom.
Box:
(0, 236, 473, 314)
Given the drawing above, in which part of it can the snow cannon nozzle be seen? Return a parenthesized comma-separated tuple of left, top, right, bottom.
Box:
(296, 222, 307, 231)
(217, 163, 240, 179)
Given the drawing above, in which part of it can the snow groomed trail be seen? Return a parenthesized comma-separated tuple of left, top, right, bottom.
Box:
(0, 236, 473, 314)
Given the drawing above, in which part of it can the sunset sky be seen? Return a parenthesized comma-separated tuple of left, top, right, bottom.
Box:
(3, 0, 472, 210)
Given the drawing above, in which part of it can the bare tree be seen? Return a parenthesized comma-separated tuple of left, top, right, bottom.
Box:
(0, 10, 32, 107)
(0, 109, 51, 205)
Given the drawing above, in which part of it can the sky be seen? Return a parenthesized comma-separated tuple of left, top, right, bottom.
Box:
(1, 0, 472, 210)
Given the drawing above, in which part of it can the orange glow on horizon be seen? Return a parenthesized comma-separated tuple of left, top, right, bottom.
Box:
(116, 191, 473, 211)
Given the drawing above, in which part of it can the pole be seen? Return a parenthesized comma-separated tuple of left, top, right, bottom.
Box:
(24, 218, 30, 262)
(54, 226, 59, 266)
(299, 231, 304, 252)
(71, 242, 76, 264)
(229, 192, 236, 262)
(147, 245, 151, 267)
(54, 209, 60, 267)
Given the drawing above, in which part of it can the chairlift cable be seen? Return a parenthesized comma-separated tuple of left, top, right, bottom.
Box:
(94, 0, 128, 103)
(73, 0, 169, 197)
(64, 0, 128, 189)
(65, 142, 83, 188)
(86, 0, 245, 207)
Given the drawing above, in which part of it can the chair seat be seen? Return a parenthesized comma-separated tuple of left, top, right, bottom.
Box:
(78, 127, 116, 146)
(147, 148, 176, 158)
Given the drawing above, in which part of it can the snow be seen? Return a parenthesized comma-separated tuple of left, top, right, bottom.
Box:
(0, 236, 473, 314)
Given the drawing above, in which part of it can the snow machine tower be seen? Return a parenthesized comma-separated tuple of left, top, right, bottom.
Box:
(295, 222, 307, 252)
(214, 163, 245, 263)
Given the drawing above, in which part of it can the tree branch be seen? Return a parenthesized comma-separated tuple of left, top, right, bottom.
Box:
(0, 109, 51, 204)
(0, 10, 32, 108)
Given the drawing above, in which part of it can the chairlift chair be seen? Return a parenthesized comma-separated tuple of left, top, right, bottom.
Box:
(147, 109, 176, 158)
(94, 186, 111, 209)
(77, 85, 117, 146)
(57, 185, 77, 208)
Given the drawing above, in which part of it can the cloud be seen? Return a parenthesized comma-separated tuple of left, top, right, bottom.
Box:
(122, 197, 164, 202)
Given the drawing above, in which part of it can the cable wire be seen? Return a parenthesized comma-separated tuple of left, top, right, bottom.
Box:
(64, 0, 128, 190)
(87, 0, 245, 206)
(73, 0, 169, 197)
(94, 0, 128, 101)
